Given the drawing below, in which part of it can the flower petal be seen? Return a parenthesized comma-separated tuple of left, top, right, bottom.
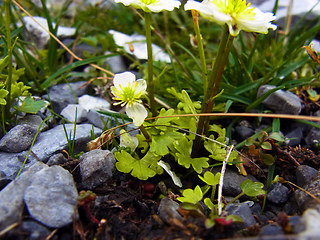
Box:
(126, 102, 148, 126)
(147, 0, 181, 12)
(184, 0, 277, 36)
(113, 72, 136, 89)
(135, 79, 147, 95)
(185, 0, 232, 25)
(236, 8, 277, 35)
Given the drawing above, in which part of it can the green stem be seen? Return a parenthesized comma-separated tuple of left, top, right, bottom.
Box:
(193, 25, 234, 155)
(4, 0, 13, 119)
(139, 125, 151, 142)
(191, 10, 207, 92)
(211, 185, 216, 202)
(144, 12, 156, 116)
(228, 192, 245, 204)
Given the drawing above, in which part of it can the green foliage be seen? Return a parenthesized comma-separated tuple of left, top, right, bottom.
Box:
(177, 185, 203, 204)
(240, 179, 266, 197)
(14, 96, 47, 114)
(174, 137, 209, 173)
(115, 150, 163, 180)
(0, 89, 9, 105)
(199, 171, 220, 187)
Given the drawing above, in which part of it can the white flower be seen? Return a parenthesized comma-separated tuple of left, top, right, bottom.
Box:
(111, 72, 148, 126)
(115, 0, 181, 12)
(184, 0, 277, 36)
(108, 30, 171, 62)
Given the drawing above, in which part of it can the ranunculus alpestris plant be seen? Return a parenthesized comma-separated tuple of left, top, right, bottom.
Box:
(184, 0, 277, 154)
(111, 71, 147, 127)
(184, 0, 277, 36)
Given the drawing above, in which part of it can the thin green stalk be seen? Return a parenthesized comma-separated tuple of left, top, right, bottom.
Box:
(193, 25, 234, 155)
(15, 115, 52, 178)
(139, 125, 151, 142)
(144, 12, 156, 116)
(228, 192, 245, 204)
(191, 10, 207, 92)
(4, 0, 13, 118)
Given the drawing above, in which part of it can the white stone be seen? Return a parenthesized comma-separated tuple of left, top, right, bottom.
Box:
(60, 104, 87, 123)
(21, 16, 76, 48)
(299, 209, 320, 239)
(109, 29, 171, 63)
(78, 94, 111, 111)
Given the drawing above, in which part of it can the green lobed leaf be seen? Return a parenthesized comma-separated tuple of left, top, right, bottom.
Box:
(174, 138, 209, 173)
(14, 96, 47, 114)
(240, 179, 266, 197)
(177, 185, 203, 204)
(115, 150, 163, 180)
(199, 171, 221, 187)
(0, 89, 9, 105)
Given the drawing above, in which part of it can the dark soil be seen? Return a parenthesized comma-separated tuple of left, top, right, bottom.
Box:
(55, 143, 320, 240)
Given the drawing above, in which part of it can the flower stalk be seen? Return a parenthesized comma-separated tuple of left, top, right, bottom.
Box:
(144, 12, 157, 117)
(193, 25, 234, 154)
(191, 10, 208, 93)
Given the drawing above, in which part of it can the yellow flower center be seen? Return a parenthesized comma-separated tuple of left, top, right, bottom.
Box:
(113, 82, 142, 107)
(214, 0, 256, 20)
(141, 0, 160, 5)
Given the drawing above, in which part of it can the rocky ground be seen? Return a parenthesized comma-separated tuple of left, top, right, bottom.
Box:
(1, 0, 320, 239)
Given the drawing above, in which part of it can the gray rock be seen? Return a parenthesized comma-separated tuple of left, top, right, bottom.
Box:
(295, 176, 320, 211)
(32, 0, 113, 17)
(46, 153, 68, 166)
(87, 109, 110, 130)
(257, 85, 301, 115)
(212, 168, 260, 197)
(0, 124, 37, 153)
(31, 123, 102, 162)
(267, 183, 289, 204)
(87, 109, 138, 136)
(296, 165, 318, 187)
(78, 94, 111, 112)
(298, 208, 320, 240)
(0, 151, 38, 180)
(24, 165, 78, 228)
(288, 215, 306, 234)
(235, 126, 254, 140)
(63, 38, 99, 60)
(104, 52, 127, 73)
(285, 127, 303, 146)
(60, 104, 88, 123)
(43, 81, 89, 114)
(0, 162, 47, 231)
(225, 203, 256, 227)
(259, 223, 285, 237)
(0, 170, 11, 190)
(305, 128, 320, 146)
(21, 220, 51, 240)
(17, 114, 48, 132)
(79, 149, 115, 189)
(158, 197, 182, 224)
(21, 16, 75, 48)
